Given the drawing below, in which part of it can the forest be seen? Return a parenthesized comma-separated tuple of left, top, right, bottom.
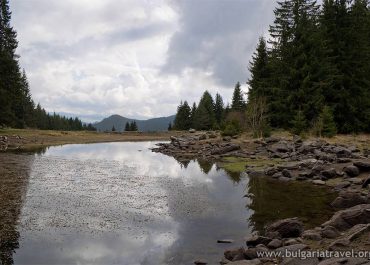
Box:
(173, 0, 370, 136)
(0, 0, 94, 131)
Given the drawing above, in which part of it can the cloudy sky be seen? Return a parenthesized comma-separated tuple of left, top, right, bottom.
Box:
(11, 0, 275, 122)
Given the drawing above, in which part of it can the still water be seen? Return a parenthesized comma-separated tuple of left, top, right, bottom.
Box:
(0, 142, 336, 265)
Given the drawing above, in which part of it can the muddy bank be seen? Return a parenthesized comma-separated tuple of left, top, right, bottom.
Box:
(152, 132, 370, 264)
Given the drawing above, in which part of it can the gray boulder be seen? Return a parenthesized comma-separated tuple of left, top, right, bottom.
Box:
(322, 204, 370, 231)
(344, 165, 360, 177)
(353, 160, 370, 172)
(265, 218, 304, 238)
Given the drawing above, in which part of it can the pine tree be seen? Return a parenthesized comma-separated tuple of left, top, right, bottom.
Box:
(129, 121, 138, 131)
(190, 102, 197, 128)
(168, 122, 172, 131)
(231, 82, 246, 111)
(125, 121, 130, 131)
(320, 106, 337, 137)
(291, 109, 307, 135)
(248, 37, 271, 100)
(174, 101, 191, 130)
(194, 91, 216, 130)
(214, 93, 224, 125)
(111, 125, 116, 132)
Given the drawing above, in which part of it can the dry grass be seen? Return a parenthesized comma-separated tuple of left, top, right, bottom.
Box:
(0, 129, 182, 150)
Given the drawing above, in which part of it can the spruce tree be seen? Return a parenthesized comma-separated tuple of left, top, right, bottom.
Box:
(231, 82, 246, 111)
(125, 122, 130, 131)
(291, 109, 307, 135)
(168, 122, 172, 131)
(320, 106, 337, 137)
(194, 91, 216, 130)
(190, 102, 197, 128)
(174, 101, 191, 130)
(248, 37, 271, 100)
(214, 93, 224, 125)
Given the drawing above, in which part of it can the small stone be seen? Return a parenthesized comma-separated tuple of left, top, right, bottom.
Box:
(218, 239, 234, 244)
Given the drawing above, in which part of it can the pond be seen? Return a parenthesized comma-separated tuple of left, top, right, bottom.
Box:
(0, 142, 336, 265)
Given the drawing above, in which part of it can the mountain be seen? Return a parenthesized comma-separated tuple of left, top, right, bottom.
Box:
(93, 114, 175, 132)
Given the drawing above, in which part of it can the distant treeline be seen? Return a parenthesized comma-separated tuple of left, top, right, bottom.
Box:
(175, 0, 370, 136)
(0, 0, 94, 131)
(173, 83, 247, 136)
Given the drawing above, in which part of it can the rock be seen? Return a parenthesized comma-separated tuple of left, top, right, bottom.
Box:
(331, 191, 368, 208)
(362, 176, 370, 188)
(220, 257, 230, 264)
(265, 218, 304, 238)
(318, 257, 370, 265)
(321, 168, 337, 179)
(279, 176, 291, 182)
(302, 230, 322, 240)
(337, 158, 352, 163)
(265, 137, 280, 144)
(284, 238, 301, 245)
(272, 172, 283, 179)
(334, 181, 351, 190)
(267, 238, 283, 249)
(293, 135, 302, 144)
(344, 165, 360, 177)
(328, 238, 351, 250)
(269, 142, 290, 153)
(343, 223, 370, 241)
(189, 128, 196, 133)
(194, 260, 207, 265)
(199, 134, 207, 140)
(353, 160, 370, 172)
(321, 226, 340, 239)
(274, 244, 309, 255)
(282, 169, 293, 178)
(246, 235, 272, 247)
(312, 180, 326, 185)
(227, 260, 261, 265)
(348, 178, 363, 185)
(218, 239, 234, 244)
(223, 136, 232, 142)
(332, 146, 352, 158)
(211, 144, 240, 155)
(322, 204, 370, 231)
(224, 248, 245, 261)
(265, 167, 278, 176)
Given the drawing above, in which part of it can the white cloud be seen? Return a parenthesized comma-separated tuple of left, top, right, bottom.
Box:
(10, 0, 274, 122)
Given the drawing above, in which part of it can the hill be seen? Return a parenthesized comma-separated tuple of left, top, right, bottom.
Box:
(93, 114, 175, 132)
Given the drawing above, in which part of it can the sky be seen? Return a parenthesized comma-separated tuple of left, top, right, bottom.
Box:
(10, 0, 275, 122)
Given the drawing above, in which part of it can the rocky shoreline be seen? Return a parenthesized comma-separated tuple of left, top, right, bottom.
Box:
(151, 132, 370, 265)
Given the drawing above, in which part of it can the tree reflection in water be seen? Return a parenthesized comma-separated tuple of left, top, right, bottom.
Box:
(246, 176, 337, 233)
(0, 153, 34, 265)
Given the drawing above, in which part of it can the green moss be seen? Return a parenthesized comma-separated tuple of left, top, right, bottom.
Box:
(218, 156, 282, 173)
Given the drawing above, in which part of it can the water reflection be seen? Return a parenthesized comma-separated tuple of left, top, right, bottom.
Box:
(0, 142, 336, 265)
(247, 176, 337, 233)
(0, 153, 34, 265)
